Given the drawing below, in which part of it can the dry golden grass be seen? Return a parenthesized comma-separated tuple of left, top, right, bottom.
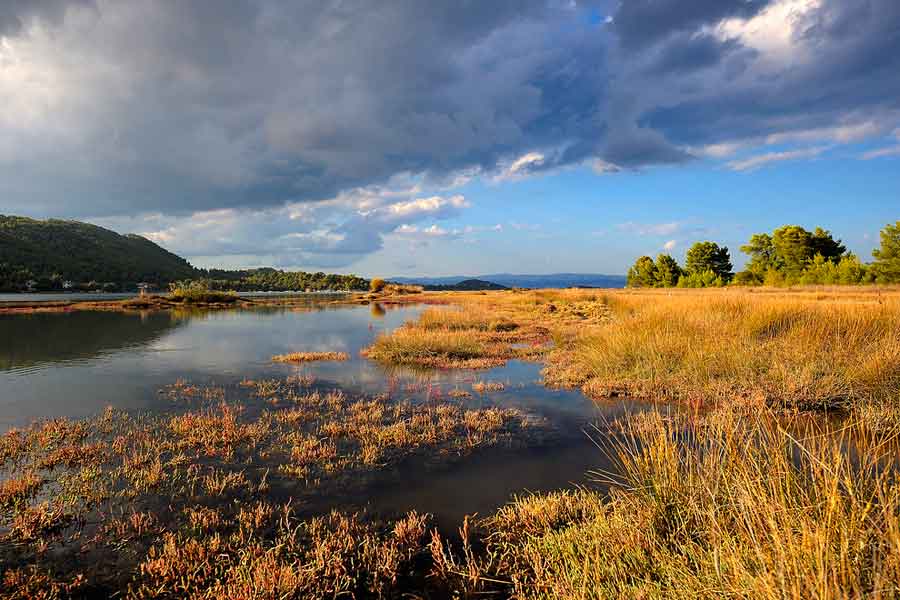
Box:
(363, 304, 548, 369)
(543, 289, 900, 413)
(381, 286, 900, 417)
(472, 381, 506, 393)
(272, 351, 350, 363)
(431, 409, 900, 599)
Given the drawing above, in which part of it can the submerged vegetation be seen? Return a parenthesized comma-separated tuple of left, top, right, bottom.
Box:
(0, 378, 531, 596)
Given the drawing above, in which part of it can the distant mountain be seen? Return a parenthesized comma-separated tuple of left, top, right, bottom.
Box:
(390, 273, 627, 289)
(421, 278, 508, 291)
(0, 215, 197, 290)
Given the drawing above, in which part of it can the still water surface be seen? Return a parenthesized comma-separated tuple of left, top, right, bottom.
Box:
(0, 301, 636, 524)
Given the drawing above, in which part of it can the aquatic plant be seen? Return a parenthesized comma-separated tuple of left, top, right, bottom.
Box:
(272, 351, 350, 363)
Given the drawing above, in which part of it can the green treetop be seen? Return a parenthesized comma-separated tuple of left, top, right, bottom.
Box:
(685, 242, 733, 281)
(871, 221, 900, 283)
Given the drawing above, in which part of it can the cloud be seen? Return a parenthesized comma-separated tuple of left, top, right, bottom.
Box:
(95, 185, 473, 269)
(0, 0, 898, 267)
(861, 146, 900, 160)
(861, 128, 900, 159)
(726, 146, 829, 171)
(617, 222, 684, 236)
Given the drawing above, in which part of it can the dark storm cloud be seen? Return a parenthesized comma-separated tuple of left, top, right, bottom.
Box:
(0, 0, 93, 37)
(638, 0, 900, 150)
(0, 0, 898, 233)
(0, 0, 614, 217)
(612, 0, 774, 50)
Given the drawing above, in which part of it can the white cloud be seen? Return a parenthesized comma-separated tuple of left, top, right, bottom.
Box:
(617, 221, 683, 236)
(591, 159, 622, 174)
(765, 120, 885, 146)
(727, 146, 829, 171)
(694, 142, 745, 158)
(94, 182, 473, 269)
(861, 146, 900, 160)
(493, 152, 547, 182)
(716, 0, 822, 68)
(386, 195, 469, 218)
(861, 131, 900, 160)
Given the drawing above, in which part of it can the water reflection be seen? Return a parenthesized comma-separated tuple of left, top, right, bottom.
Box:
(0, 311, 186, 372)
(0, 301, 633, 525)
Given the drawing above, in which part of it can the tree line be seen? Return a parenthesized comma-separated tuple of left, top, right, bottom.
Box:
(627, 221, 900, 288)
(196, 268, 369, 292)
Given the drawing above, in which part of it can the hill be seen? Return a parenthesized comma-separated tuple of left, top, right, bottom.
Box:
(0, 215, 197, 291)
(0, 215, 370, 293)
(421, 278, 508, 291)
(390, 273, 627, 289)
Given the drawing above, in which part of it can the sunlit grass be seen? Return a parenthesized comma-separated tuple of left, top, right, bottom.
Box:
(543, 290, 900, 413)
(431, 409, 900, 598)
(271, 351, 350, 363)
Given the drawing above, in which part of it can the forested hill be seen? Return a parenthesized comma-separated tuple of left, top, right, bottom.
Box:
(0, 215, 370, 293)
(0, 215, 197, 291)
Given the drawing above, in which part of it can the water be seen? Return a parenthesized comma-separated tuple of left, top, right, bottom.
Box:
(0, 290, 351, 303)
(0, 301, 631, 524)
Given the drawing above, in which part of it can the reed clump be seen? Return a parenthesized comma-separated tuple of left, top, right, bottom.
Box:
(363, 306, 547, 369)
(272, 351, 350, 363)
(429, 409, 900, 599)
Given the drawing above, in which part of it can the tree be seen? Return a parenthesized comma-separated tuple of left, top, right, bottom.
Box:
(733, 270, 762, 286)
(654, 254, 682, 287)
(677, 270, 724, 288)
(772, 225, 814, 278)
(871, 221, 900, 283)
(685, 242, 732, 281)
(810, 227, 846, 263)
(740, 233, 778, 277)
(626, 256, 658, 288)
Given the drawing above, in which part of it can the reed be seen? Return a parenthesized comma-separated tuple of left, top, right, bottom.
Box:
(431, 409, 900, 599)
(272, 351, 350, 363)
(544, 290, 900, 412)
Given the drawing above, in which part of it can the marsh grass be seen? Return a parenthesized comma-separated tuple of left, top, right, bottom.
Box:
(363, 306, 547, 369)
(429, 409, 900, 599)
(472, 381, 506, 393)
(272, 351, 350, 363)
(0, 378, 531, 596)
(543, 291, 900, 413)
(387, 287, 900, 416)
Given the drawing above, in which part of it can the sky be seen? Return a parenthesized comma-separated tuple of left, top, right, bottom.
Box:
(0, 0, 898, 277)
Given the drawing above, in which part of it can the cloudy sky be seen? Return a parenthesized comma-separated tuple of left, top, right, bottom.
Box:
(1, 0, 898, 276)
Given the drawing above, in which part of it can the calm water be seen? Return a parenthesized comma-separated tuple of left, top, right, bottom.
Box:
(0, 290, 351, 303)
(0, 301, 636, 523)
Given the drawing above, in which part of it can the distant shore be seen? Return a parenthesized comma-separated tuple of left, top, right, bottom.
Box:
(0, 290, 360, 314)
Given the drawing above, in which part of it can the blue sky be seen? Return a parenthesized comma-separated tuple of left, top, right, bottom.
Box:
(1, 0, 898, 277)
(350, 143, 900, 276)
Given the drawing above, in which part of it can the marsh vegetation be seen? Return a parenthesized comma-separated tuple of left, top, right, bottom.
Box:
(2, 287, 900, 597)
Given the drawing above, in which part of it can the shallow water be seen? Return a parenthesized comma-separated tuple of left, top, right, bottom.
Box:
(0, 300, 638, 523)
